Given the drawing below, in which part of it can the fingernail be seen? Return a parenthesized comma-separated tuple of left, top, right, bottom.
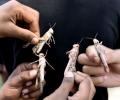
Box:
(31, 37, 39, 44)
(22, 89, 29, 94)
(26, 81, 32, 86)
(30, 70, 37, 77)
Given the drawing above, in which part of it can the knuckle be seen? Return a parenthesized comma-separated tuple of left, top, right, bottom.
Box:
(36, 11, 40, 17)
(8, 1, 22, 13)
(34, 11, 40, 19)
(10, 0, 20, 9)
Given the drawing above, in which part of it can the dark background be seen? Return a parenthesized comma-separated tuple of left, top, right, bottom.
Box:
(1, 0, 120, 99)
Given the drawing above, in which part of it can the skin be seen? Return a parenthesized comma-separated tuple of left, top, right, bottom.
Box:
(0, 0, 40, 44)
(0, 68, 95, 100)
(0, 1, 41, 99)
(78, 45, 120, 87)
(0, 1, 95, 100)
(44, 72, 95, 100)
(0, 63, 41, 100)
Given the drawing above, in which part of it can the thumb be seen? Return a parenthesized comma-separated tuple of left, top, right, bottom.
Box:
(10, 69, 37, 87)
(44, 72, 74, 100)
(9, 23, 39, 44)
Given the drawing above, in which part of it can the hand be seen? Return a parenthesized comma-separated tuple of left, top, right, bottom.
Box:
(0, 0, 40, 44)
(44, 71, 95, 100)
(78, 45, 120, 87)
(0, 63, 41, 100)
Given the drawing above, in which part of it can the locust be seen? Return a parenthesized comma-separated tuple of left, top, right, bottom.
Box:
(64, 44, 80, 75)
(86, 34, 110, 73)
(93, 38, 110, 73)
(30, 52, 54, 93)
(29, 53, 46, 93)
(31, 26, 55, 93)
(33, 25, 55, 56)
(35, 53, 46, 93)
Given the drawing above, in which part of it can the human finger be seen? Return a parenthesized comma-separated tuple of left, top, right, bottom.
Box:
(78, 53, 99, 66)
(21, 4, 40, 37)
(8, 23, 39, 44)
(85, 45, 100, 64)
(22, 90, 41, 99)
(83, 65, 106, 76)
(9, 69, 37, 86)
(22, 83, 40, 95)
(68, 72, 95, 100)
(44, 72, 74, 100)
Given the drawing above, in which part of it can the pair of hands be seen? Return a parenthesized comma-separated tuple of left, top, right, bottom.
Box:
(78, 45, 120, 87)
(0, 63, 95, 100)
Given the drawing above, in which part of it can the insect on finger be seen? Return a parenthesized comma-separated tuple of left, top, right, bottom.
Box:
(32, 26, 55, 56)
(93, 39, 110, 73)
(64, 44, 80, 75)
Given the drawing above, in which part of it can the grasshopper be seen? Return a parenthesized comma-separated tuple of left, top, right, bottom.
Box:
(33, 25, 55, 56)
(93, 38, 110, 73)
(64, 44, 80, 75)
(85, 34, 110, 73)
(31, 26, 55, 93)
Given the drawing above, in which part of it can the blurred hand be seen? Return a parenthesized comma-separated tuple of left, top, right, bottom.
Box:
(0, 0, 40, 44)
(78, 45, 120, 87)
(44, 71, 95, 100)
(0, 63, 41, 100)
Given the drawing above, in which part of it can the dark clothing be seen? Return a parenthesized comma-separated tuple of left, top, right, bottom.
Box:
(1, 0, 120, 99)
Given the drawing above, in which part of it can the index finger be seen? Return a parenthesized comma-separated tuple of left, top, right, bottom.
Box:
(21, 4, 40, 37)
(68, 72, 95, 100)
(78, 53, 99, 66)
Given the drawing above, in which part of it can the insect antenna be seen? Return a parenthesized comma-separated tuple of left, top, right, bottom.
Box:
(94, 33, 98, 39)
(78, 37, 84, 45)
(44, 50, 48, 57)
(49, 23, 52, 28)
(28, 60, 39, 65)
(84, 37, 94, 40)
(49, 23, 56, 29)
(51, 35, 55, 44)
(51, 23, 56, 29)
